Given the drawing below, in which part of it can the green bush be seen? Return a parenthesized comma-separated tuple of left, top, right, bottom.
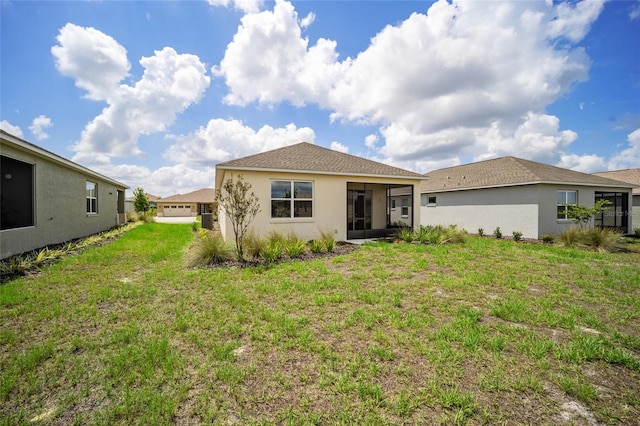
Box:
(243, 230, 266, 260)
(260, 240, 283, 264)
(309, 239, 325, 253)
(187, 232, 233, 267)
(284, 238, 307, 258)
(319, 230, 337, 252)
(493, 227, 502, 239)
(395, 227, 415, 243)
(634, 228, 640, 238)
(557, 227, 622, 252)
(512, 231, 523, 242)
(540, 233, 555, 244)
(477, 228, 484, 237)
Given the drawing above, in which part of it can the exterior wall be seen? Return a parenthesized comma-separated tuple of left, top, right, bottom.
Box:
(421, 184, 634, 240)
(632, 195, 640, 232)
(421, 185, 540, 239)
(157, 202, 197, 217)
(389, 195, 412, 226)
(1, 143, 125, 259)
(217, 169, 421, 242)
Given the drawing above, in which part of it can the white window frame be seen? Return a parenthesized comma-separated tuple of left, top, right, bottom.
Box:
(401, 197, 409, 217)
(86, 181, 98, 214)
(271, 180, 313, 219)
(557, 190, 577, 221)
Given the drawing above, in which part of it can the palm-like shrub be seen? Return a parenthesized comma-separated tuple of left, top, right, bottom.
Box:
(187, 231, 233, 267)
(557, 227, 622, 252)
(284, 238, 307, 258)
(260, 240, 283, 263)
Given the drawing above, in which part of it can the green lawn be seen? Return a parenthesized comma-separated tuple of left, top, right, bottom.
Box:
(1, 223, 639, 425)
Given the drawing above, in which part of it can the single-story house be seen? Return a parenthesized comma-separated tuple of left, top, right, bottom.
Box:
(593, 168, 640, 231)
(420, 156, 635, 239)
(1, 130, 128, 259)
(215, 142, 424, 242)
(156, 188, 215, 217)
(125, 192, 159, 213)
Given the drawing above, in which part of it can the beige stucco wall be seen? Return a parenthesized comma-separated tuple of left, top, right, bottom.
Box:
(421, 183, 634, 239)
(1, 143, 125, 259)
(217, 169, 421, 242)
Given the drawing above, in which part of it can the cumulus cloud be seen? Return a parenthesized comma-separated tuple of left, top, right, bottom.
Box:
(207, 0, 263, 14)
(29, 115, 53, 140)
(330, 141, 348, 153)
(608, 128, 640, 170)
(0, 120, 23, 138)
(214, 0, 606, 170)
(163, 119, 315, 165)
(364, 134, 378, 149)
(52, 24, 210, 164)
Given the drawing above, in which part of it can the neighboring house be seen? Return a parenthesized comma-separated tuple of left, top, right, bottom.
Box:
(388, 186, 413, 227)
(420, 156, 635, 239)
(1, 130, 128, 259)
(592, 168, 640, 231)
(156, 188, 215, 217)
(125, 193, 159, 213)
(215, 142, 424, 242)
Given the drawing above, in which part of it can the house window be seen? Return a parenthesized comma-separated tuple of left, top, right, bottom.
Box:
(401, 198, 409, 217)
(1, 155, 35, 230)
(86, 181, 97, 214)
(427, 196, 437, 206)
(391, 199, 396, 209)
(271, 180, 313, 219)
(557, 190, 577, 220)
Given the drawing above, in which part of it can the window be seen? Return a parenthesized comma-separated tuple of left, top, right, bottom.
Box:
(557, 190, 577, 220)
(401, 198, 409, 217)
(1, 155, 34, 230)
(391, 199, 396, 209)
(427, 196, 437, 206)
(86, 181, 97, 214)
(271, 180, 313, 218)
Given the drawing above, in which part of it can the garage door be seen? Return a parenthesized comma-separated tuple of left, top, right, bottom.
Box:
(164, 205, 192, 217)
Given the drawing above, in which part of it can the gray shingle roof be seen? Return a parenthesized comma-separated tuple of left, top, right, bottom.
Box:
(593, 169, 640, 195)
(421, 156, 634, 193)
(157, 188, 215, 203)
(216, 142, 423, 179)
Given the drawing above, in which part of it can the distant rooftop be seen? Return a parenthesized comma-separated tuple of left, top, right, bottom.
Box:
(593, 169, 640, 195)
(157, 188, 215, 203)
(421, 156, 634, 193)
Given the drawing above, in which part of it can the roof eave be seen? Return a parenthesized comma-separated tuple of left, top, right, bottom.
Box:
(216, 165, 425, 181)
(421, 180, 636, 193)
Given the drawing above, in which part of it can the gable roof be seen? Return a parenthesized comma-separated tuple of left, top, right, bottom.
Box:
(1, 129, 128, 189)
(421, 156, 634, 193)
(216, 142, 424, 179)
(126, 193, 160, 202)
(156, 188, 215, 203)
(593, 169, 640, 195)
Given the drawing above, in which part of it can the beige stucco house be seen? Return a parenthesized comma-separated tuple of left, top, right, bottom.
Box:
(593, 168, 640, 231)
(125, 192, 159, 213)
(420, 156, 635, 239)
(1, 130, 128, 259)
(215, 142, 424, 242)
(156, 188, 215, 217)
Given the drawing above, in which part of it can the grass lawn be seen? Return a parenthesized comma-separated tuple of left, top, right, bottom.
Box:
(1, 223, 639, 425)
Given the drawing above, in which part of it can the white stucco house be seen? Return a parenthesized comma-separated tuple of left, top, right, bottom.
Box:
(156, 188, 215, 217)
(1, 130, 128, 259)
(215, 142, 424, 242)
(420, 156, 635, 239)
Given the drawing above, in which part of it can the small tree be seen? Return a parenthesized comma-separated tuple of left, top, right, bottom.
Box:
(133, 187, 150, 213)
(567, 199, 612, 229)
(216, 175, 260, 261)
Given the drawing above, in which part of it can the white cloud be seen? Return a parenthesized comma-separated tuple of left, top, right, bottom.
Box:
(214, 0, 606, 171)
(208, 0, 263, 14)
(364, 134, 378, 149)
(52, 24, 210, 165)
(163, 119, 315, 165)
(29, 115, 53, 140)
(330, 141, 348, 153)
(631, 0, 640, 21)
(0, 120, 23, 138)
(558, 153, 606, 173)
(608, 128, 640, 170)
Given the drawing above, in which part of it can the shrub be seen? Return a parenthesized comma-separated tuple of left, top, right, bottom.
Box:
(190, 221, 200, 232)
(244, 230, 266, 260)
(580, 227, 622, 253)
(634, 228, 640, 238)
(319, 230, 337, 252)
(187, 232, 233, 267)
(512, 231, 523, 242)
(477, 228, 484, 237)
(416, 225, 467, 245)
(284, 233, 307, 258)
(395, 227, 415, 243)
(260, 240, 283, 264)
(493, 227, 502, 239)
(557, 227, 581, 248)
(541, 233, 555, 244)
(309, 239, 325, 253)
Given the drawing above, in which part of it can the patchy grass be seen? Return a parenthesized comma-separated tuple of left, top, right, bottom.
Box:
(1, 224, 639, 424)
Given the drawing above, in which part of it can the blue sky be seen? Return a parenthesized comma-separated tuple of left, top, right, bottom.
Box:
(2, 0, 639, 197)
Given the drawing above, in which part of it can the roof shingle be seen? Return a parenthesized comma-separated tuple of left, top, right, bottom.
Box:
(216, 142, 423, 178)
(421, 156, 635, 192)
(593, 169, 640, 195)
(157, 188, 215, 203)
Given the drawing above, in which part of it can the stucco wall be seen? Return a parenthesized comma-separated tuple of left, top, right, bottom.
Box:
(421, 184, 634, 239)
(421, 185, 540, 239)
(1, 144, 125, 258)
(217, 169, 421, 242)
